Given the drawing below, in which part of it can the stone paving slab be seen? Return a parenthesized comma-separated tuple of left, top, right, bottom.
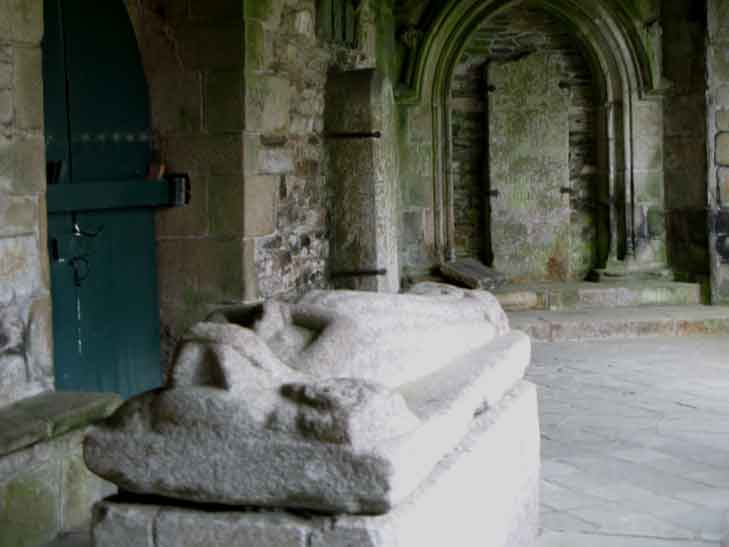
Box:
(511, 305, 729, 341)
(540, 531, 715, 547)
(532, 336, 729, 546)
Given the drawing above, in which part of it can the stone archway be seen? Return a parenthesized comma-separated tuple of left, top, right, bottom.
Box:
(397, 0, 668, 281)
(448, 6, 603, 283)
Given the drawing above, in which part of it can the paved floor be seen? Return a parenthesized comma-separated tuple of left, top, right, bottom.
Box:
(532, 336, 729, 546)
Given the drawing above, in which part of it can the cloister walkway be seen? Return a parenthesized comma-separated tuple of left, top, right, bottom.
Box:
(533, 336, 729, 546)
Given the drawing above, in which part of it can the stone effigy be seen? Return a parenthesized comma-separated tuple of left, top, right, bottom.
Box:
(88, 285, 539, 547)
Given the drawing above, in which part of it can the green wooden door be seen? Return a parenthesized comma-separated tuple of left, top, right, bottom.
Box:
(43, 0, 162, 398)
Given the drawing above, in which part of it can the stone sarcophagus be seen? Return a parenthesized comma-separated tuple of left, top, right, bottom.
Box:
(87, 285, 540, 547)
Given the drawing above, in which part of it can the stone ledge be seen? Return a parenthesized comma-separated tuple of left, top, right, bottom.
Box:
(0, 392, 122, 457)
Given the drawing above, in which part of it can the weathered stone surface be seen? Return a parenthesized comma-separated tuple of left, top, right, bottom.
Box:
(92, 503, 158, 547)
(326, 69, 400, 293)
(0, 0, 43, 44)
(440, 258, 507, 290)
(155, 509, 309, 547)
(718, 133, 729, 166)
(0, 460, 60, 547)
(85, 289, 528, 514)
(13, 46, 43, 131)
(488, 52, 570, 283)
(91, 381, 540, 547)
(407, 281, 510, 335)
(0, 235, 44, 303)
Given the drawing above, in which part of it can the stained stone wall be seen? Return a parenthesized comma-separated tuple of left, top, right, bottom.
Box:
(450, 7, 598, 280)
(0, 2, 53, 408)
(707, 0, 729, 304)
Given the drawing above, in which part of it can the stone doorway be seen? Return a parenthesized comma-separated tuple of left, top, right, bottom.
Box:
(450, 6, 603, 284)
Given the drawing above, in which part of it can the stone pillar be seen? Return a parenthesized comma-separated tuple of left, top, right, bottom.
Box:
(707, 0, 729, 304)
(325, 69, 400, 292)
(631, 97, 668, 271)
(0, 1, 53, 407)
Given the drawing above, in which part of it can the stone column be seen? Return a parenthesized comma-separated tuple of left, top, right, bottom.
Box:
(707, 0, 729, 304)
(0, 1, 54, 407)
(325, 69, 400, 293)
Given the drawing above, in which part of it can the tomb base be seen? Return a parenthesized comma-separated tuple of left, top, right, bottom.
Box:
(92, 381, 540, 547)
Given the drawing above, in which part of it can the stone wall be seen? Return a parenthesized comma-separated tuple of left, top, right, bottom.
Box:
(449, 7, 598, 280)
(126, 0, 387, 360)
(0, 2, 53, 408)
(707, 0, 729, 303)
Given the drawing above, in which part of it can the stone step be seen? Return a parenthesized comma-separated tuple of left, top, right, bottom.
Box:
(495, 281, 703, 312)
(509, 305, 729, 342)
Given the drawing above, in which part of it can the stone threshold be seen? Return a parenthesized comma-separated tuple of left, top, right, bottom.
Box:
(494, 281, 702, 312)
(510, 305, 729, 342)
(0, 392, 122, 457)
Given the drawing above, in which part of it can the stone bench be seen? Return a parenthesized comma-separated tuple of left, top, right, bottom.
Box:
(0, 392, 121, 547)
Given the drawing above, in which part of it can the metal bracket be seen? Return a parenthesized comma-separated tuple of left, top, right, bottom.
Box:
(325, 131, 382, 140)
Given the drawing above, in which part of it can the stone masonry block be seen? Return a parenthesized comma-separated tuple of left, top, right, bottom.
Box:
(664, 136, 706, 172)
(155, 510, 309, 547)
(0, 135, 46, 195)
(178, 23, 244, 70)
(156, 176, 209, 238)
(0, 461, 60, 547)
(13, 46, 43, 131)
(62, 450, 115, 533)
(149, 69, 202, 135)
(92, 503, 158, 547)
(157, 238, 244, 307)
(634, 171, 663, 203)
(718, 110, 729, 132)
(15, 135, 45, 194)
(242, 238, 259, 302)
(163, 134, 243, 176)
(261, 75, 290, 136)
(717, 133, 729, 166)
(27, 295, 53, 391)
(721, 167, 729, 206)
(0, 61, 11, 90)
(635, 101, 663, 137)
(0, 235, 42, 304)
(244, 175, 277, 237)
(245, 0, 284, 28)
(245, 20, 273, 73)
(206, 69, 245, 133)
(709, 44, 729, 85)
(0, 194, 37, 237)
(634, 137, 663, 170)
(257, 146, 294, 175)
(709, 0, 729, 40)
(0, 89, 12, 126)
(0, 0, 43, 45)
(208, 174, 244, 236)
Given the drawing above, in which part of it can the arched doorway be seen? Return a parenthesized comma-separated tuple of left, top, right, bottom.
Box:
(43, 0, 166, 398)
(449, 5, 604, 283)
(397, 0, 668, 284)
